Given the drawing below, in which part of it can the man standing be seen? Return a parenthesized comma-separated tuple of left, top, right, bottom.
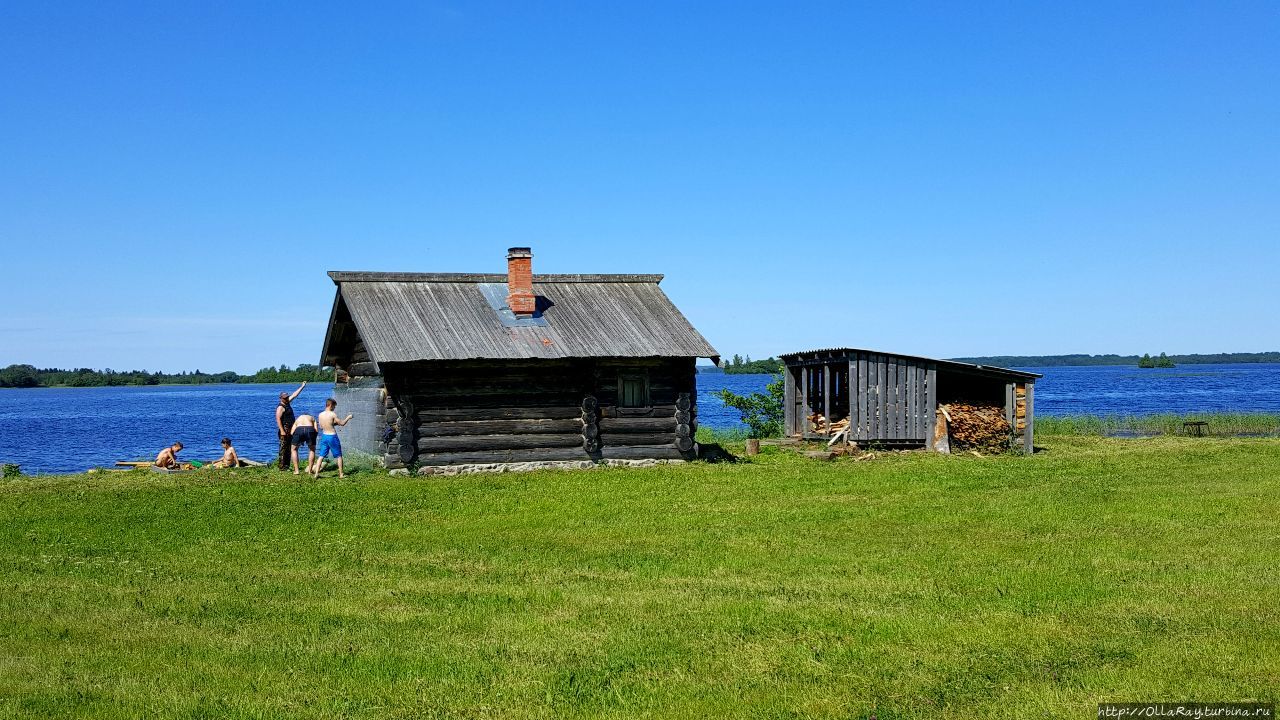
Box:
(314, 398, 353, 479)
(275, 381, 306, 470)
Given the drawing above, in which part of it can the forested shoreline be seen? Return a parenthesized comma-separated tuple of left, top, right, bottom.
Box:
(951, 352, 1280, 367)
(0, 364, 333, 388)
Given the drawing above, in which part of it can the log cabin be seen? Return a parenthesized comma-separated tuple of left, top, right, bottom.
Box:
(779, 348, 1041, 452)
(319, 248, 720, 469)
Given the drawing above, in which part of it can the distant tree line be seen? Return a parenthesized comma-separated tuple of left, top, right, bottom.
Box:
(949, 352, 1280, 368)
(722, 354, 784, 374)
(0, 364, 333, 388)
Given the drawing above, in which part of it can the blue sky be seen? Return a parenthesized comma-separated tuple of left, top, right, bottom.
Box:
(2, 1, 1277, 372)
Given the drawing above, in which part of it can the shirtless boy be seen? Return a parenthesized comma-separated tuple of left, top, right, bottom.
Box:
(210, 438, 239, 469)
(314, 399, 353, 478)
(155, 442, 183, 469)
(291, 413, 318, 475)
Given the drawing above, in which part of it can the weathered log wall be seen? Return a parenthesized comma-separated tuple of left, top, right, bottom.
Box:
(331, 337, 388, 457)
(378, 358, 698, 468)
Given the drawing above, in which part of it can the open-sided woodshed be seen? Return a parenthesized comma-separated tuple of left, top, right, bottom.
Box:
(779, 348, 1041, 452)
(319, 248, 720, 469)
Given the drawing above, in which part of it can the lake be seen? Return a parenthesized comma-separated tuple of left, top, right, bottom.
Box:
(2, 363, 1278, 474)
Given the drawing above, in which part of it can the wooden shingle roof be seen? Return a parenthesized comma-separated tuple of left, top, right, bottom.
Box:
(321, 272, 720, 364)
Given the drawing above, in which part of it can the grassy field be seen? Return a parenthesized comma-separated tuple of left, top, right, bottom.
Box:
(1, 435, 1278, 718)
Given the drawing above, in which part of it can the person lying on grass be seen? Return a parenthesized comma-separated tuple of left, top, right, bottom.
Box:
(154, 442, 183, 469)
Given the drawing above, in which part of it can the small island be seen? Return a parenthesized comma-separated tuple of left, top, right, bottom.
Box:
(1138, 352, 1176, 368)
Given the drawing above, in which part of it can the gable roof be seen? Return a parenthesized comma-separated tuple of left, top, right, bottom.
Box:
(321, 272, 720, 364)
(779, 347, 1042, 381)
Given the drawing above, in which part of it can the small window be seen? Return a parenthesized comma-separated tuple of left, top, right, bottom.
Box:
(619, 374, 649, 408)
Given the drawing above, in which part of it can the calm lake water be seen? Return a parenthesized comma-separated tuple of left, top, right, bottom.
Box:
(2, 363, 1278, 474)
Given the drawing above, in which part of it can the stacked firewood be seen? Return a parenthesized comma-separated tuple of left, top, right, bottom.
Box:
(808, 414, 850, 435)
(940, 402, 1011, 452)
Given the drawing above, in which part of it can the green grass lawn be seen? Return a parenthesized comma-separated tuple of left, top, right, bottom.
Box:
(1, 436, 1278, 718)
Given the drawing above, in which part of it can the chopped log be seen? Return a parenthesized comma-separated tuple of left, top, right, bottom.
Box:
(939, 402, 1011, 452)
(932, 412, 951, 454)
(804, 451, 836, 461)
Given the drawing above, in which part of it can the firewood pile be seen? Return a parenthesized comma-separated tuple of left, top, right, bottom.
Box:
(808, 413, 850, 435)
(940, 402, 1011, 452)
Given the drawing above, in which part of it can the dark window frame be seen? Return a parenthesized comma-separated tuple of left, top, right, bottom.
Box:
(618, 372, 650, 411)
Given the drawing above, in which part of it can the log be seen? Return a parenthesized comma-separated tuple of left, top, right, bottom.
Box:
(599, 446, 686, 460)
(582, 424, 599, 440)
(598, 417, 678, 432)
(675, 436, 694, 452)
(675, 393, 692, 411)
(598, 405, 676, 419)
(416, 447, 594, 465)
(414, 407, 582, 422)
(416, 419, 583, 436)
(349, 362, 380, 376)
(397, 394, 583, 409)
(416, 434, 584, 452)
(674, 423, 691, 438)
(674, 410, 692, 425)
(599, 432, 676, 446)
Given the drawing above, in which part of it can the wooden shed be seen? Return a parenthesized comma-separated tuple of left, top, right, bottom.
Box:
(779, 348, 1041, 452)
(319, 248, 720, 469)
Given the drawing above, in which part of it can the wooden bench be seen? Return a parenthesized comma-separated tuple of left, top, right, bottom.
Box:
(1183, 421, 1208, 437)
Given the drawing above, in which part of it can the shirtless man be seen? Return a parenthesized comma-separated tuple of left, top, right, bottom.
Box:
(209, 438, 239, 469)
(290, 413, 318, 475)
(155, 442, 183, 469)
(314, 398, 353, 478)
(276, 381, 307, 470)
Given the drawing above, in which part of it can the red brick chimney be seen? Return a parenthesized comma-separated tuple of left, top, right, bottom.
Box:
(506, 247, 536, 316)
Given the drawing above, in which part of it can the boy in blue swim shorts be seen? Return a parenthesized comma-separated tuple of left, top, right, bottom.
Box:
(314, 398, 354, 478)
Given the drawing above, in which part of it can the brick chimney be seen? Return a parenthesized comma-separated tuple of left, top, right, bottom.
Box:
(506, 247, 536, 316)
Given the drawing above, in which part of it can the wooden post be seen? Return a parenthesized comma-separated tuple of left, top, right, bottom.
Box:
(1005, 382, 1016, 446)
(801, 366, 812, 433)
(1024, 382, 1035, 454)
(925, 364, 937, 450)
(823, 363, 833, 435)
(783, 365, 796, 436)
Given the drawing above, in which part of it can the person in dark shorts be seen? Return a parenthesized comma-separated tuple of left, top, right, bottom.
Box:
(275, 381, 307, 469)
(290, 413, 318, 476)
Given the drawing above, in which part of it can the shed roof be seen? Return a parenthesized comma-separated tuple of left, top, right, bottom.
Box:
(779, 347, 1042, 381)
(321, 272, 720, 364)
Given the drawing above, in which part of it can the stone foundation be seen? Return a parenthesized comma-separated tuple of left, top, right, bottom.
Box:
(385, 458, 687, 477)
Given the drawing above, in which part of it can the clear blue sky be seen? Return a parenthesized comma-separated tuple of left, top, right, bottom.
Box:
(2, 2, 1277, 372)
